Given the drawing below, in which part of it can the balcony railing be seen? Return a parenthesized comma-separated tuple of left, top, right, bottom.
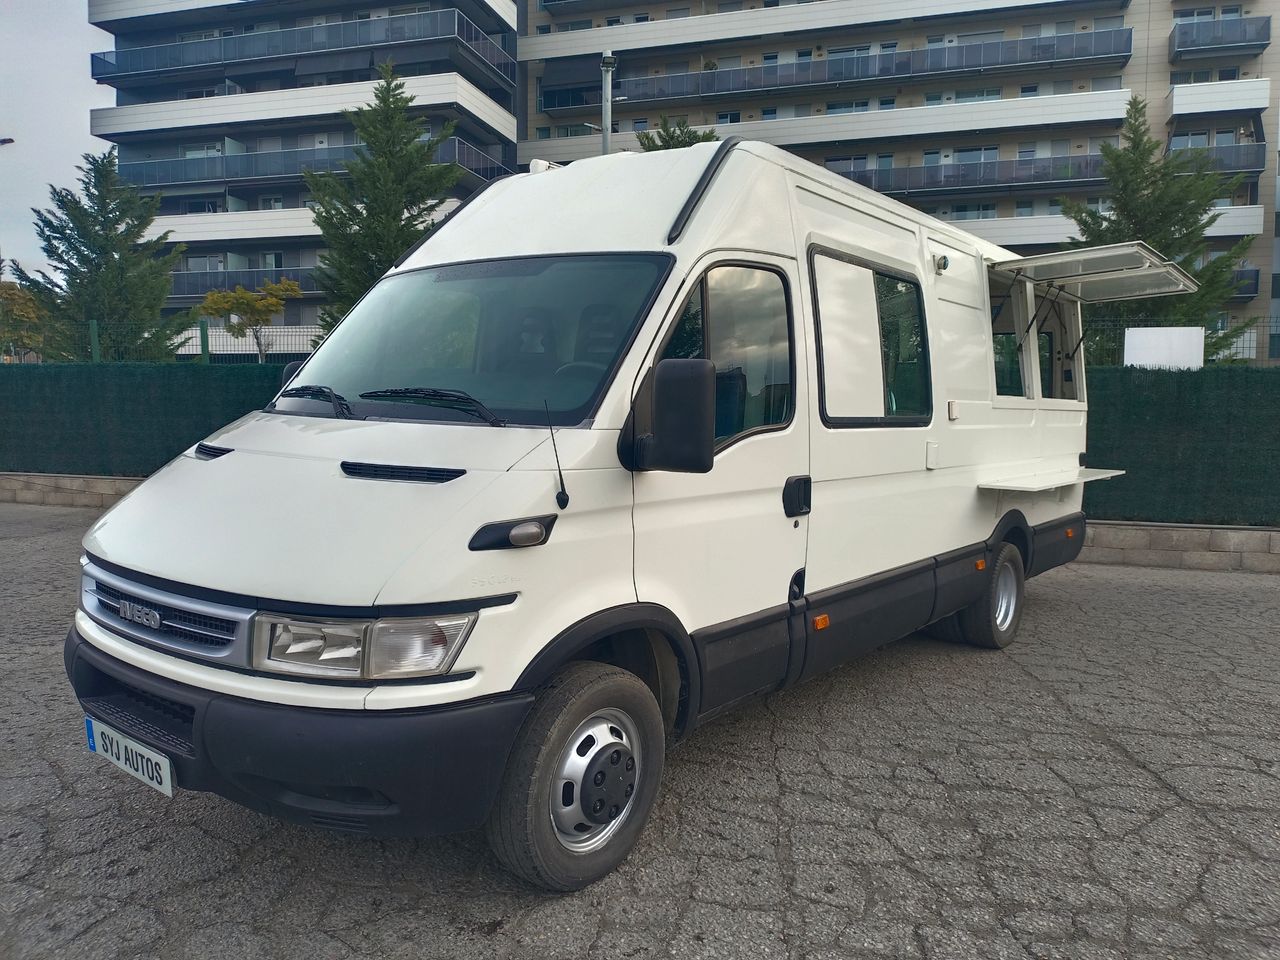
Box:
(92, 9, 515, 84)
(538, 29, 1132, 113)
(169, 268, 320, 298)
(1170, 17, 1270, 60)
(1231, 268, 1260, 299)
(1169, 142, 1268, 173)
(119, 137, 510, 188)
(830, 154, 1108, 195)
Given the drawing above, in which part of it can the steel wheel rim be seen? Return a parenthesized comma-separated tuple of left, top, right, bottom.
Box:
(549, 707, 642, 853)
(994, 562, 1018, 632)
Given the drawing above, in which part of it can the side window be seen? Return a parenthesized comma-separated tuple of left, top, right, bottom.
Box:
(661, 265, 792, 445)
(989, 272, 1031, 397)
(812, 252, 932, 424)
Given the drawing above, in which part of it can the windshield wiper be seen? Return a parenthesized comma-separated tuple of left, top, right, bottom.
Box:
(358, 387, 505, 427)
(278, 384, 357, 420)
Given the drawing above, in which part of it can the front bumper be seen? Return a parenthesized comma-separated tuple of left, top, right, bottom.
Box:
(65, 629, 533, 836)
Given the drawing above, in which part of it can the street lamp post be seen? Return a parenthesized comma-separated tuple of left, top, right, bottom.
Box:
(600, 51, 617, 156)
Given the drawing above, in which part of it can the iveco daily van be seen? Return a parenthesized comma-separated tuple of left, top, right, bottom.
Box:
(66, 140, 1195, 890)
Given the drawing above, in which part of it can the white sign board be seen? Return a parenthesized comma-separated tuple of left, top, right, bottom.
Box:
(1123, 327, 1204, 370)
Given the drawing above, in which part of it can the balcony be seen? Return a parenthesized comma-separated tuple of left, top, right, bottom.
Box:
(1169, 142, 1268, 174)
(119, 138, 511, 189)
(147, 200, 460, 243)
(1169, 78, 1271, 117)
(1207, 205, 1265, 236)
(90, 0, 517, 34)
(960, 215, 1078, 247)
(832, 154, 1107, 197)
(520, 0, 1123, 61)
(1230, 268, 1260, 300)
(539, 30, 1132, 116)
(92, 10, 515, 88)
(169, 268, 321, 299)
(1169, 17, 1270, 61)
(519, 89, 1130, 165)
(91, 74, 517, 143)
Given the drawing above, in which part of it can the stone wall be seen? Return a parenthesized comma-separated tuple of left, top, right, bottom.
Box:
(0, 473, 142, 510)
(1080, 521, 1280, 574)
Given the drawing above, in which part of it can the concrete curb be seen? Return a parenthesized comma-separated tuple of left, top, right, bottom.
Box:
(1080, 520, 1280, 574)
(0, 473, 143, 509)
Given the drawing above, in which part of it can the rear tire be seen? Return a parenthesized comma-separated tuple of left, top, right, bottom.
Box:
(486, 661, 665, 891)
(956, 542, 1026, 649)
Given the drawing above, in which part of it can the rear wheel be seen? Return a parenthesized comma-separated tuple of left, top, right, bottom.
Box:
(956, 542, 1026, 649)
(486, 661, 665, 891)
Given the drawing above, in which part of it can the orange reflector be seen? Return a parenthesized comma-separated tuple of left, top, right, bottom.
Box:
(975, 559, 987, 571)
(1066, 528, 1075, 539)
(813, 614, 830, 631)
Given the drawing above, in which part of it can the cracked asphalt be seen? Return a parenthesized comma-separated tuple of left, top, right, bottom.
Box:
(2, 501, 1279, 960)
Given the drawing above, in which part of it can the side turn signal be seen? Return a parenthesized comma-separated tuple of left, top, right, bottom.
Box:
(813, 614, 830, 631)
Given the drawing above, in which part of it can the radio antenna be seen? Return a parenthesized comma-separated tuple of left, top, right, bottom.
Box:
(544, 400, 569, 510)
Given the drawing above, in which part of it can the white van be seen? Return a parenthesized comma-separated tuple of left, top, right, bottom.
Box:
(66, 140, 1193, 890)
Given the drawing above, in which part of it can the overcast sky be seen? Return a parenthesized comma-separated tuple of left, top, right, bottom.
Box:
(0, 0, 114, 277)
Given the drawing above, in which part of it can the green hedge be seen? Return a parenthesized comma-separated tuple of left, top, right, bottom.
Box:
(1, 363, 1277, 525)
(0, 364, 284, 477)
(1084, 366, 1280, 526)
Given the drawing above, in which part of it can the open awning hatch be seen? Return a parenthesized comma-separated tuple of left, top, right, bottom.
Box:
(988, 241, 1198, 303)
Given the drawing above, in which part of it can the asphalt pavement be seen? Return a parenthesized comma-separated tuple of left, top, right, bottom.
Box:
(2, 502, 1278, 960)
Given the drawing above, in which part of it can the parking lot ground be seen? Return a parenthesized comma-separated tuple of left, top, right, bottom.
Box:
(2, 501, 1279, 960)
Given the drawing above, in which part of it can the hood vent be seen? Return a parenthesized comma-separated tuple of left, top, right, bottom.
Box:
(340, 461, 466, 484)
(195, 443, 233, 460)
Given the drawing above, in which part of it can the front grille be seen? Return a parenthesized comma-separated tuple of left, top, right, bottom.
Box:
(94, 581, 236, 649)
(340, 461, 465, 483)
(84, 679, 195, 757)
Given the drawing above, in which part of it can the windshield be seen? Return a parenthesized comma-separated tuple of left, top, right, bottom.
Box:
(273, 254, 672, 426)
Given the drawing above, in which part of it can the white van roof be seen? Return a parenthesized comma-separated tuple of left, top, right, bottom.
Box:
(395, 139, 1196, 303)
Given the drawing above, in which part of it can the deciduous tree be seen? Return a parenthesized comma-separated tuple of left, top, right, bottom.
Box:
(198, 278, 303, 363)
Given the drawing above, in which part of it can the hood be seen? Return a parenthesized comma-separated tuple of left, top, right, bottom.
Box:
(83, 412, 552, 606)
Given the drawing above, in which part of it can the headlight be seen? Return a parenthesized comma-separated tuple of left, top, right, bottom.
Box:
(253, 613, 476, 679)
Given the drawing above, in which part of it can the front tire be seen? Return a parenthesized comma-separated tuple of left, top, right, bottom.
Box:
(956, 542, 1026, 649)
(486, 661, 665, 891)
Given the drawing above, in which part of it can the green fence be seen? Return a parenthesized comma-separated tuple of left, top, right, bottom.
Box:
(0, 364, 284, 477)
(1, 364, 1277, 525)
(1084, 366, 1280, 526)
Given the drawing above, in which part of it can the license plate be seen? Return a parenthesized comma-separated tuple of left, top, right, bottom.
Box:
(84, 716, 173, 798)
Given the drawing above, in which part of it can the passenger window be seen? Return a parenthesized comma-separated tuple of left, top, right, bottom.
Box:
(989, 272, 1031, 398)
(812, 253, 931, 423)
(661, 266, 792, 444)
(1038, 331, 1055, 399)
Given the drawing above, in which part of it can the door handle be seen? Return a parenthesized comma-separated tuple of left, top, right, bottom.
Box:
(782, 475, 811, 518)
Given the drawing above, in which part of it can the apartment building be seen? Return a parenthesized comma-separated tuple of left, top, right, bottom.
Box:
(518, 0, 1278, 361)
(88, 0, 518, 325)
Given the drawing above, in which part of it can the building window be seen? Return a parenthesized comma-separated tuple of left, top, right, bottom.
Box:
(925, 92, 943, 105)
(565, 19, 591, 29)
(536, 127, 551, 139)
(827, 101, 855, 114)
(262, 251, 284, 269)
(1017, 142, 1037, 160)
(1020, 84, 1039, 97)
(259, 196, 283, 210)
(796, 49, 812, 61)
(632, 118, 649, 131)
(1092, 76, 1122, 91)
(923, 150, 940, 166)
(956, 87, 1001, 102)
(1015, 200, 1035, 217)
(605, 16, 621, 25)
(634, 13, 650, 22)
(878, 97, 895, 110)
(666, 7, 689, 17)
(956, 145, 998, 164)
(879, 41, 898, 53)
(717, 0, 743, 9)
(876, 153, 893, 170)
(761, 107, 777, 120)
(762, 52, 778, 65)
(535, 23, 550, 34)
(1218, 66, 1240, 81)
(952, 203, 996, 220)
(716, 111, 741, 124)
(1095, 15, 1124, 30)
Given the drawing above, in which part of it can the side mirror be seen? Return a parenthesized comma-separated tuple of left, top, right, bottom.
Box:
(281, 360, 304, 386)
(635, 358, 715, 473)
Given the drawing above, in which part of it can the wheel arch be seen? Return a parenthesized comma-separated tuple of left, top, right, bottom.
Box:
(989, 509, 1033, 572)
(514, 604, 701, 740)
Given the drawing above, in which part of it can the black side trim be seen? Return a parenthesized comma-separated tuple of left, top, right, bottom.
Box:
(930, 542, 988, 623)
(195, 443, 233, 460)
(340, 461, 465, 484)
(1028, 512, 1086, 578)
(691, 601, 790, 719)
(84, 553, 517, 620)
(514, 603, 701, 738)
(801, 557, 935, 681)
(468, 515, 558, 551)
(666, 137, 743, 244)
(392, 174, 511, 268)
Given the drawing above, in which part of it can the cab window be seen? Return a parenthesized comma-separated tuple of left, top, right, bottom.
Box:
(661, 265, 792, 445)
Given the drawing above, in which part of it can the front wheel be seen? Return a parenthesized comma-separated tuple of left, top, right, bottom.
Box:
(486, 661, 665, 891)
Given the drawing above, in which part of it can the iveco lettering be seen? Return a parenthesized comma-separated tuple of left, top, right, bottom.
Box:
(65, 141, 1195, 890)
